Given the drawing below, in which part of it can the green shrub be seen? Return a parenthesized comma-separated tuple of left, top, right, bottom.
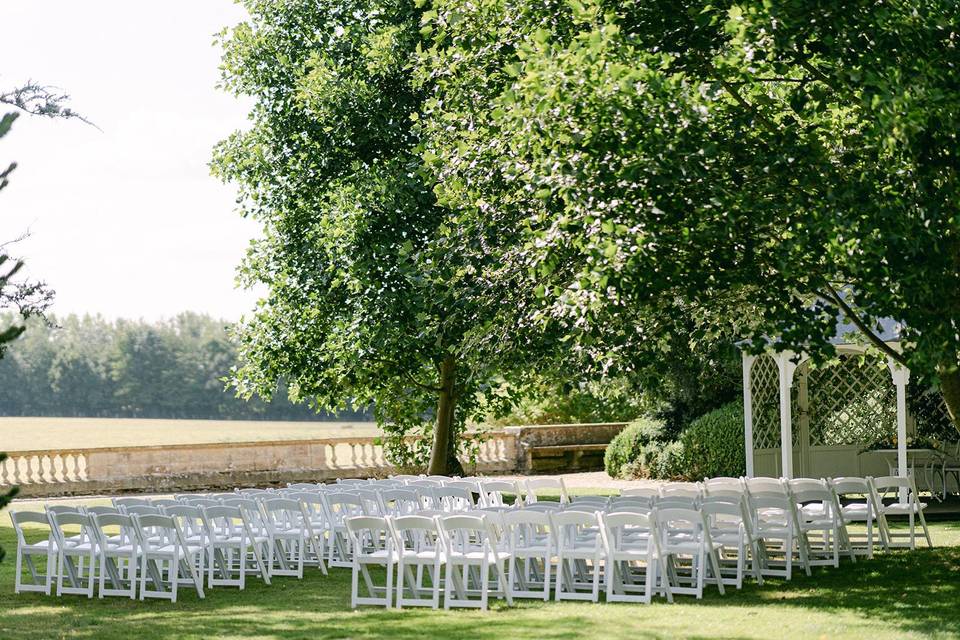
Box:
(604, 417, 666, 478)
(677, 401, 745, 480)
(621, 440, 686, 480)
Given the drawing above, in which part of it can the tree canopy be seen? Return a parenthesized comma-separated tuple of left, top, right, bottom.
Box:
(416, 0, 960, 426)
(214, 0, 566, 472)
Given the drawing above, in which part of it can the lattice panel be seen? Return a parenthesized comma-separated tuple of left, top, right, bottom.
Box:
(808, 354, 895, 446)
(751, 355, 780, 450)
(910, 388, 956, 440)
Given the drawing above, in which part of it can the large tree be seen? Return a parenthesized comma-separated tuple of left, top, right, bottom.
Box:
(214, 0, 561, 473)
(417, 0, 960, 428)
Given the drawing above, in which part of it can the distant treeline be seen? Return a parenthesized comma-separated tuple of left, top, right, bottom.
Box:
(0, 312, 369, 421)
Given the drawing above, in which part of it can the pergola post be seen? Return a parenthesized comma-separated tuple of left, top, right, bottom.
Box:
(887, 357, 910, 504)
(775, 351, 798, 479)
(742, 353, 757, 477)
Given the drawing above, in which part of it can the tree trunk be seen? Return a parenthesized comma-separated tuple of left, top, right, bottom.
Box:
(428, 355, 458, 475)
(940, 366, 960, 436)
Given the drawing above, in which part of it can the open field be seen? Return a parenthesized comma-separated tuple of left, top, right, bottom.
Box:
(1, 494, 958, 640)
(0, 418, 380, 451)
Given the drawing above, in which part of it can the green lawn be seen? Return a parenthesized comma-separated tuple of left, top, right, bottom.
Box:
(0, 505, 957, 640)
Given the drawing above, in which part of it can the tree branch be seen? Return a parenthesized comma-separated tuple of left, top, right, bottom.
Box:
(367, 355, 443, 392)
(818, 282, 907, 366)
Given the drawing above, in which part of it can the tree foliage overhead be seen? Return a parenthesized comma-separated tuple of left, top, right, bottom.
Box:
(417, 0, 960, 427)
(214, 0, 563, 472)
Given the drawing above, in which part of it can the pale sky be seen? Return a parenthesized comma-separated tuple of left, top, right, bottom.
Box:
(0, 1, 261, 321)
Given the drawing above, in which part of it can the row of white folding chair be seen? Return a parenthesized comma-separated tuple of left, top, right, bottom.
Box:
(10, 509, 204, 602)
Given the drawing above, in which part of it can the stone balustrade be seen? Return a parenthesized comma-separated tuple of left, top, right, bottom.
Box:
(1, 422, 626, 497)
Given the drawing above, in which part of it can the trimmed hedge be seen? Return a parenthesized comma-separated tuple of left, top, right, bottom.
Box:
(677, 401, 745, 480)
(603, 417, 666, 478)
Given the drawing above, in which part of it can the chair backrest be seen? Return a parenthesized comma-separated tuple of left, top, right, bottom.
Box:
(163, 504, 207, 537)
(571, 495, 610, 506)
(287, 482, 322, 490)
(323, 492, 367, 525)
(430, 486, 475, 512)
(353, 488, 385, 516)
(525, 477, 569, 504)
(620, 486, 660, 499)
(477, 480, 519, 507)
(703, 477, 745, 496)
(50, 511, 94, 549)
(379, 489, 421, 516)
(601, 511, 657, 555)
(91, 513, 137, 549)
(182, 497, 222, 508)
(656, 507, 709, 544)
(829, 476, 870, 497)
(262, 498, 304, 527)
(9, 510, 53, 546)
(500, 508, 551, 551)
(407, 479, 442, 489)
(83, 505, 121, 517)
(746, 477, 787, 494)
(123, 504, 162, 516)
(549, 510, 600, 550)
(133, 514, 187, 552)
(344, 515, 392, 556)
(653, 495, 699, 510)
(389, 514, 444, 553)
(521, 502, 562, 513)
(444, 479, 479, 493)
(787, 478, 835, 514)
(113, 497, 151, 509)
(46, 505, 82, 516)
(149, 498, 181, 508)
(748, 491, 793, 526)
(337, 478, 369, 487)
(660, 482, 702, 499)
(439, 514, 496, 555)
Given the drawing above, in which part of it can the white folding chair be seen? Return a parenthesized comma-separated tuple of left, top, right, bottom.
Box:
(550, 510, 602, 602)
(322, 492, 368, 567)
(261, 498, 308, 578)
(287, 491, 330, 573)
(10, 511, 58, 595)
(787, 478, 846, 568)
(600, 510, 670, 603)
(700, 496, 764, 588)
(620, 485, 661, 499)
(439, 514, 513, 610)
(50, 511, 97, 598)
(656, 507, 725, 599)
(501, 509, 553, 601)
(749, 491, 805, 579)
(90, 513, 140, 599)
(829, 477, 880, 556)
(430, 486, 475, 513)
(660, 482, 703, 500)
(345, 516, 396, 609)
(526, 477, 569, 504)
(477, 480, 521, 508)
(113, 497, 152, 511)
(202, 505, 271, 589)
(870, 475, 933, 549)
(380, 489, 421, 517)
(132, 514, 204, 602)
(390, 514, 446, 609)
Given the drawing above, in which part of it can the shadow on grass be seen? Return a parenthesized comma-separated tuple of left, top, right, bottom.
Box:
(0, 524, 957, 640)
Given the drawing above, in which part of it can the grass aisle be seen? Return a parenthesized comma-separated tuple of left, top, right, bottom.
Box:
(0, 518, 957, 639)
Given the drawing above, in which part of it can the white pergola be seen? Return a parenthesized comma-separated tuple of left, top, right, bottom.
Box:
(740, 319, 911, 485)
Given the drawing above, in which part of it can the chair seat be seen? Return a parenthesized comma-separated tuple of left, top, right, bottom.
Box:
(397, 549, 445, 562)
(448, 550, 511, 563)
(881, 502, 927, 514)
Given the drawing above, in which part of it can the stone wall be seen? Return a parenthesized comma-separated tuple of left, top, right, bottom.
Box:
(2, 423, 626, 497)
